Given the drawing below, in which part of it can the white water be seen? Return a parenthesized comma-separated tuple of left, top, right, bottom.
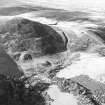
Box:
(18, 0, 105, 12)
(46, 85, 78, 105)
(57, 52, 105, 83)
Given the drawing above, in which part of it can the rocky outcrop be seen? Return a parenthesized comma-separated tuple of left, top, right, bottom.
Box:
(0, 17, 67, 56)
(71, 75, 105, 104)
(0, 45, 23, 78)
